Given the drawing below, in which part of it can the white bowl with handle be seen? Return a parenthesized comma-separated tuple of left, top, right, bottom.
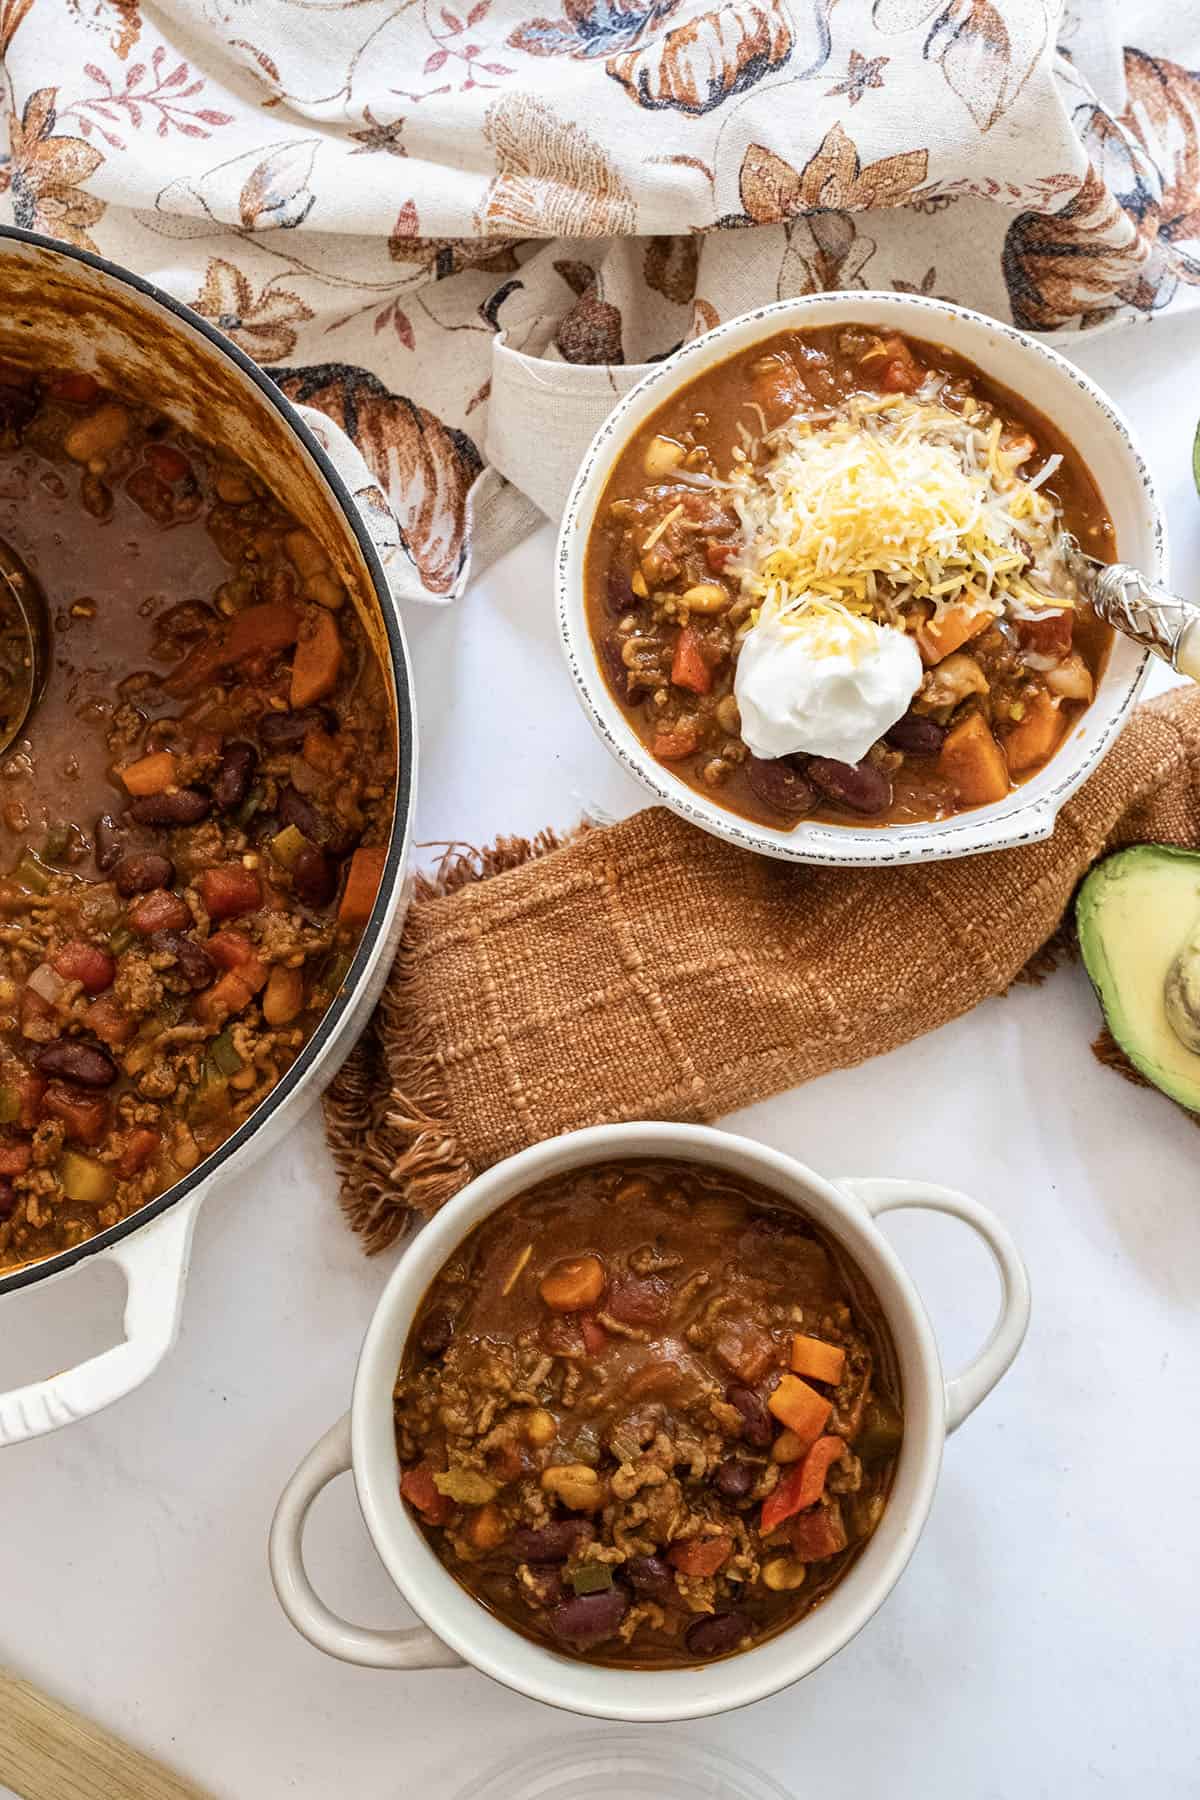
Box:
(556, 292, 1164, 867)
(270, 1121, 1029, 1721)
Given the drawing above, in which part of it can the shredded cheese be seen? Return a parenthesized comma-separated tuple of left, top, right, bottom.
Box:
(728, 389, 1071, 640)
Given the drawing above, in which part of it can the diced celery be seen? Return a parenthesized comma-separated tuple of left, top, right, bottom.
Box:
(432, 1468, 497, 1506)
(270, 824, 308, 870)
(14, 853, 50, 894)
(570, 1563, 614, 1596)
(236, 783, 265, 828)
(210, 1027, 242, 1076)
(109, 926, 134, 955)
(41, 822, 70, 863)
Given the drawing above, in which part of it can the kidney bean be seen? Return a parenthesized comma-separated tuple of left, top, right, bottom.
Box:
(806, 756, 892, 815)
(745, 755, 816, 817)
(606, 1274, 672, 1327)
(0, 374, 39, 439)
(0, 1178, 15, 1221)
(128, 889, 191, 935)
(685, 1611, 751, 1660)
(149, 930, 215, 991)
(511, 1521, 595, 1565)
(550, 1588, 628, 1648)
(212, 741, 257, 812)
(34, 1040, 117, 1089)
(278, 784, 324, 842)
(884, 712, 946, 755)
(727, 1384, 773, 1449)
(114, 851, 175, 896)
(128, 789, 211, 827)
(258, 706, 336, 750)
(93, 814, 124, 872)
(624, 1554, 675, 1601)
(714, 1458, 755, 1501)
(291, 843, 336, 908)
(607, 567, 636, 613)
(417, 1307, 454, 1358)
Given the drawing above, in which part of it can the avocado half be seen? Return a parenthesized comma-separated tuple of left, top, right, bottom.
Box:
(1077, 845, 1200, 1112)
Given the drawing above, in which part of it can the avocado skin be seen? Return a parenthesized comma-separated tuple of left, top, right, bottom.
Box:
(1077, 844, 1200, 1114)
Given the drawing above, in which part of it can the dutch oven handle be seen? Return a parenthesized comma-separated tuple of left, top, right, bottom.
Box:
(836, 1177, 1030, 1433)
(0, 1187, 202, 1446)
(270, 1414, 464, 1669)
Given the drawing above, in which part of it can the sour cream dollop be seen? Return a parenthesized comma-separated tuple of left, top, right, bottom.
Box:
(734, 605, 923, 766)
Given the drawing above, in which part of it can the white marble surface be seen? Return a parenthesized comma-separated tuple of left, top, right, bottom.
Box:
(3, 314, 1200, 1800)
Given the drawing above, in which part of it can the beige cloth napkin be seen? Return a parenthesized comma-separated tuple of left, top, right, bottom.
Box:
(4, 2, 1199, 603)
(324, 687, 1200, 1252)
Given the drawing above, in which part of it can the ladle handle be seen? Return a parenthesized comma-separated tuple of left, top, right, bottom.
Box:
(1085, 561, 1200, 681)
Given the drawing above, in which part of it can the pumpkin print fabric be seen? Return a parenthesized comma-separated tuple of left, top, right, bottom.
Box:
(1, 0, 1197, 604)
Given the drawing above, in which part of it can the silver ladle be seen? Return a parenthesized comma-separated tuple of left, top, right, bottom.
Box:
(0, 540, 48, 755)
(1062, 536, 1200, 682)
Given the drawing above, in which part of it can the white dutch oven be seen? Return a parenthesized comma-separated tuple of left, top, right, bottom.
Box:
(270, 1123, 1029, 1722)
(0, 226, 416, 1444)
(557, 293, 1165, 867)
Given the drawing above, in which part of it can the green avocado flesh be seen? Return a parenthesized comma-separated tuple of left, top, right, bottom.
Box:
(1077, 845, 1200, 1112)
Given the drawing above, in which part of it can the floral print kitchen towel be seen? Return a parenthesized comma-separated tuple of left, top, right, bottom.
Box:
(2, 0, 1198, 604)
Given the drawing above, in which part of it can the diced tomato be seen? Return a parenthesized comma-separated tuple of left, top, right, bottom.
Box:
(580, 1313, 609, 1356)
(714, 1321, 774, 1386)
(789, 1503, 848, 1563)
(706, 540, 737, 572)
(42, 1082, 109, 1147)
(760, 1435, 845, 1534)
(670, 626, 712, 696)
(117, 1128, 160, 1179)
(400, 1463, 451, 1525)
(1016, 611, 1073, 658)
(199, 865, 262, 921)
(0, 1142, 31, 1176)
(128, 889, 192, 935)
(165, 637, 229, 697)
(53, 940, 115, 994)
(876, 336, 923, 393)
(667, 1535, 732, 1577)
(146, 443, 191, 484)
(651, 724, 699, 761)
(86, 993, 135, 1048)
(49, 372, 100, 405)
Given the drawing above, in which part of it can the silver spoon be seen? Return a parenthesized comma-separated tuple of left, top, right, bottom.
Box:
(0, 539, 48, 754)
(1061, 535, 1200, 681)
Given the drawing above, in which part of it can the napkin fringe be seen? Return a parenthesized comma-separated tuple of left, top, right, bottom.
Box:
(326, 827, 579, 1250)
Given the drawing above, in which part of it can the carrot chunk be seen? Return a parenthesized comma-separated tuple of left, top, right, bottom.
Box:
(338, 846, 386, 928)
(119, 751, 178, 796)
(224, 601, 300, 664)
(290, 608, 343, 709)
(767, 1373, 832, 1447)
(916, 603, 994, 666)
(670, 626, 712, 695)
(651, 724, 699, 761)
(790, 1335, 846, 1386)
(1001, 690, 1066, 774)
(938, 711, 1010, 806)
(668, 1536, 732, 1577)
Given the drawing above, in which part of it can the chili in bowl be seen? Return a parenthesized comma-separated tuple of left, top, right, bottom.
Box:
(270, 1123, 1029, 1721)
(557, 294, 1162, 867)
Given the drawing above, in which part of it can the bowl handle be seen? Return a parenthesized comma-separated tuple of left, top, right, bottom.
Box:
(269, 1414, 464, 1669)
(0, 1187, 203, 1447)
(836, 1178, 1030, 1434)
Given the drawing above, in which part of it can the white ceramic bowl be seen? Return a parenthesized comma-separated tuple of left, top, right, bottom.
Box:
(556, 293, 1164, 867)
(269, 1123, 1029, 1722)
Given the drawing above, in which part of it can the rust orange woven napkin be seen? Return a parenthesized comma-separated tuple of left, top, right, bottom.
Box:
(325, 687, 1200, 1250)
